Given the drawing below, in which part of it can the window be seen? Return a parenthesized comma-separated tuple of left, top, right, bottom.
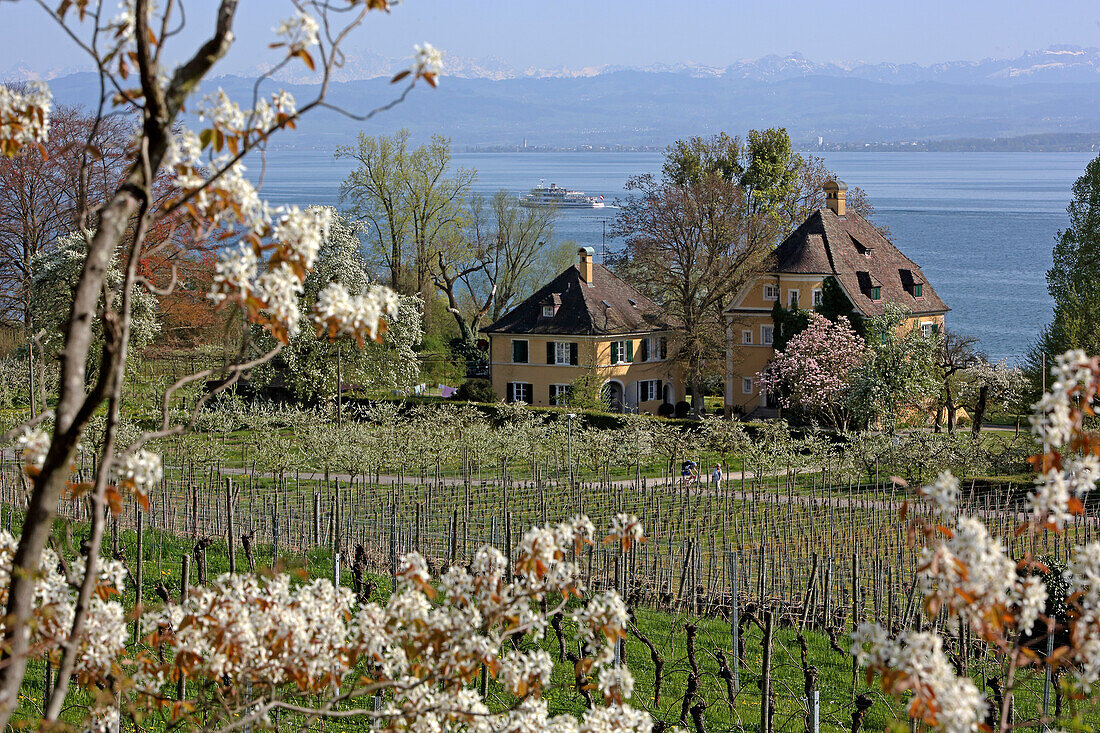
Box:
(870, 286, 881, 301)
(640, 338, 649, 362)
(638, 379, 660, 402)
(742, 330, 753, 345)
(507, 382, 532, 403)
(511, 339, 529, 364)
(610, 340, 633, 364)
(542, 304, 555, 318)
(763, 284, 779, 300)
(920, 322, 933, 338)
(742, 377, 754, 394)
(550, 384, 572, 405)
(913, 283, 923, 298)
(547, 341, 577, 365)
(761, 325, 774, 346)
(788, 289, 799, 309)
(812, 288, 823, 307)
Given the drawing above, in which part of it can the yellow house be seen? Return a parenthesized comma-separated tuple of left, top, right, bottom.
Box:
(724, 181, 949, 417)
(483, 247, 682, 414)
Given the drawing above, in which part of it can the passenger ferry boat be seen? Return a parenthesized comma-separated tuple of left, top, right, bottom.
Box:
(520, 182, 605, 209)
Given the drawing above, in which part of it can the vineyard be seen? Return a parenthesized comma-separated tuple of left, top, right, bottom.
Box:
(4, 394, 1094, 731)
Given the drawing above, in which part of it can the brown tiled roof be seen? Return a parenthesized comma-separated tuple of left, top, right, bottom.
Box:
(764, 208, 949, 317)
(484, 262, 671, 335)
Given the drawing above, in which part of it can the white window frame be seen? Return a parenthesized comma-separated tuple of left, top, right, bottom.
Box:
(741, 329, 753, 345)
(742, 377, 754, 394)
(812, 288, 823, 307)
(763, 284, 779, 301)
(511, 339, 529, 364)
(760, 325, 774, 346)
(550, 383, 571, 405)
(788, 289, 800, 308)
(610, 340, 628, 364)
(920, 321, 933, 338)
(554, 341, 571, 365)
(510, 382, 532, 403)
(542, 304, 555, 318)
(638, 379, 658, 402)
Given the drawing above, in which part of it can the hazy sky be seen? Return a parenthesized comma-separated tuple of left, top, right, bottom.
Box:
(3, 0, 1099, 75)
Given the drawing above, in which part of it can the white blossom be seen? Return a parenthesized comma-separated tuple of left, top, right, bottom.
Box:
(920, 470, 959, 517)
(15, 425, 50, 472)
(853, 624, 986, 732)
(274, 11, 320, 50)
(209, 243, 259, 305)
(116, 450, 162, 491)
(0, 81, 51, 150)
(412, 42, 444, 76)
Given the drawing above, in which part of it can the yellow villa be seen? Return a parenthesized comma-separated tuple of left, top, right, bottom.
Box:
(724, 181, 949, 417)
(483, 247, 682, 414)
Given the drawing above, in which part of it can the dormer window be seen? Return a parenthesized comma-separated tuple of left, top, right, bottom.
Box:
(870, 286, 881, 301)
(913, 283, 923, 298)
(542, 304, 555, 318)
(628, 298, 637, 308)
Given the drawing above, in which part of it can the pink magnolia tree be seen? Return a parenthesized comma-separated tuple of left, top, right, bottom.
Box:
(756, 312, 867, 428)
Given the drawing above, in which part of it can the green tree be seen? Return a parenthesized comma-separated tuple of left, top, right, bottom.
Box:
(849, 304, 940, 432)
(337, 130, 475, 318)
(336, 129, 411, 292)
(815, 276, 864, 332)
(1026, 152, 1100, 393)
(433, 190, 559, 347)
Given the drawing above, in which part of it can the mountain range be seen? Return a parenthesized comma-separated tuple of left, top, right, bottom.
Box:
(245, 44, 1100, 85)
(20, 46, 1100, 149)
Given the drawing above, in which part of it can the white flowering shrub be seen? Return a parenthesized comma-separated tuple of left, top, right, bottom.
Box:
(117, 515, 650, 730)
(0, 531, 128, 683)
(858, 350, 1100, 731)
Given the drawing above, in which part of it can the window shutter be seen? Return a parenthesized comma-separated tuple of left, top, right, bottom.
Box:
(659, 337, 668, 360)
(549, 384, 556, 404)
(505, 382, 514, 403)
(640, 338, 649, 361)
(657, 380, 663, 401)
(626, 340, 634, 362)
(569, 342, 578, 365)
(547, 341, 555, 364)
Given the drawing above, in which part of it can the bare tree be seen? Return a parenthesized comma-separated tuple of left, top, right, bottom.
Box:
(933, 330, 981, 433)
(0, 102, 130, 326)
(0, 1, 434, 725)
(433, 190, 558, 346)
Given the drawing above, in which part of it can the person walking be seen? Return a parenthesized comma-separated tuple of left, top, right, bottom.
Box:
(712, 462, 723, 492)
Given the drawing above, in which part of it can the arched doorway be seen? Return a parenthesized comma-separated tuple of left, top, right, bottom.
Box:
(601, 381, 624, 412)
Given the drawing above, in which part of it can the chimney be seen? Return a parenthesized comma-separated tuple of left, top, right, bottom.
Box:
(578, 246, 595, 285)
(823, 179, 847, 217)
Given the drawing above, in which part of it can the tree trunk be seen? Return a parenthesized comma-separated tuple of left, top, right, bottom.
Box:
(971, 384, 989, 437)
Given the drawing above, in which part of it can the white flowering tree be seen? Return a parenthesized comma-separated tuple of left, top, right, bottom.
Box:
(30, 231, 160, 359)
(0, 0, 442, 726)
(855, 350, 1100, 731)
(250, 210, 423, 402)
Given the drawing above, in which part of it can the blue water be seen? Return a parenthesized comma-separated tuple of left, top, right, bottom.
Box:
(251, 150, 1094, 362)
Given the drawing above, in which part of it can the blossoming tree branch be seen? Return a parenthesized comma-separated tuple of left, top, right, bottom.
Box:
(0, 0, 455, 727)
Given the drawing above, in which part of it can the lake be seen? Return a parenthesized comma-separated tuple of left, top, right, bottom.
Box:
(252, 149, 1094, 362)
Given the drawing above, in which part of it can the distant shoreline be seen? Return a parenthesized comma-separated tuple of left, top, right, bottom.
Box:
(462, 134, 1100, 155)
